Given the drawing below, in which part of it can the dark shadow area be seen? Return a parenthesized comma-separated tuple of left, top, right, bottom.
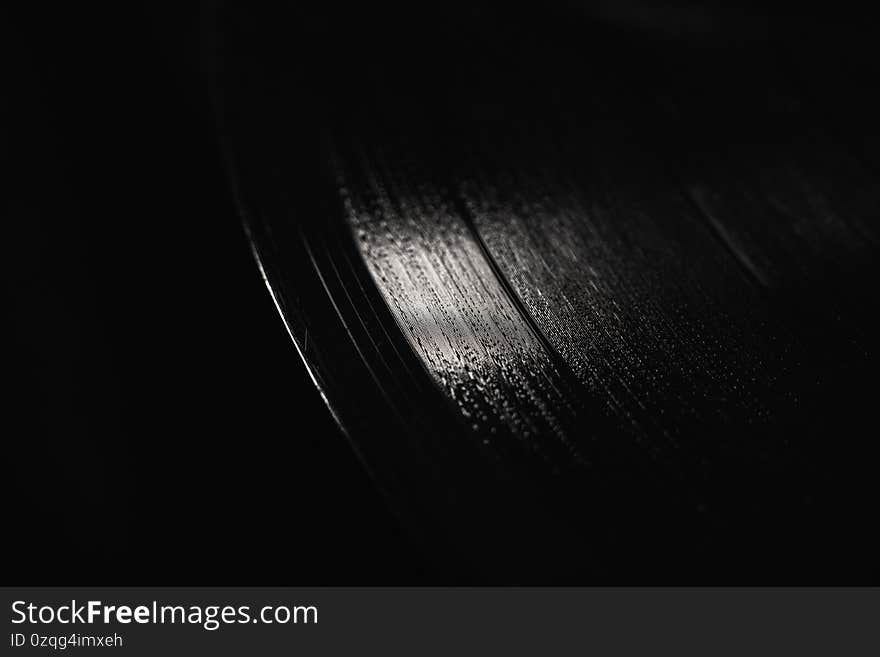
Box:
(3, 3, 424, 583)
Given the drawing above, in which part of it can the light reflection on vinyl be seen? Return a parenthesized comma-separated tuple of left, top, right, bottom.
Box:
(332, 140, 584, 465)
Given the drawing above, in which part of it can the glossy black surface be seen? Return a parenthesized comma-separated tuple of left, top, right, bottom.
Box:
(212, 3, 880, 580)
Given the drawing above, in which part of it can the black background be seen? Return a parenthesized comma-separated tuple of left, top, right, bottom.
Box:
(4, 3, 423, 582)
(4, 1, 879, 583)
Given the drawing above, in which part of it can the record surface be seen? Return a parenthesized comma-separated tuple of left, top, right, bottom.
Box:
(209, 3, 880, 580)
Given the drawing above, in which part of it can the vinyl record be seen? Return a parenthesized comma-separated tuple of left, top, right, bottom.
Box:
(207, 2, 880, 581)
